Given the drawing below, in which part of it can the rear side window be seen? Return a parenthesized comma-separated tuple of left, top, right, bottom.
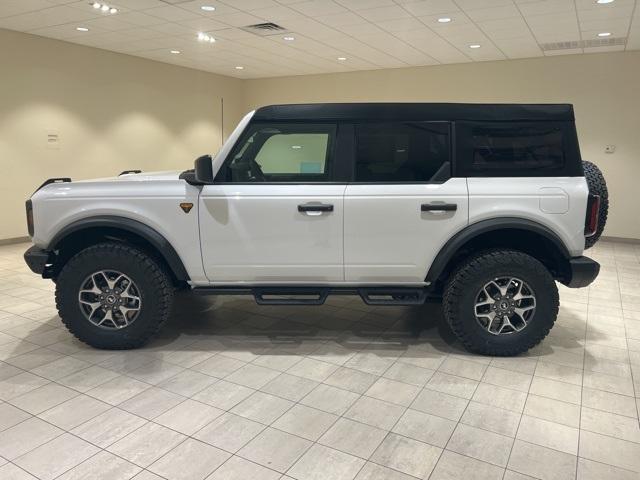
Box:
(456, 121, 575, 177)
(354, 122, 450, 183)
(216, 123, 335, 183)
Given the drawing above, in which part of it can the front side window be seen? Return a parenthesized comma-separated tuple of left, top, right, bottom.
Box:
(217, 123, 335, 182)
(354, 122, 450, 182)
(465, 122, 565, 172)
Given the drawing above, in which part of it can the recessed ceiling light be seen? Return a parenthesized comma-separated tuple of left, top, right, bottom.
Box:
(201, 5, 216, 11)
(596, 0, 614, 4)
(438, 17, 452, 23)
(597, 32, 611, 37)
(337, 57, 347, 61)
(283, 36, 295, 41)
(197, 32, 215, 43)
(92, 3, 117, 14)
(170, 50, 181, 54)
(469, 44, 481, 49)
(76, 27, 89, 32)
(235, 66, 244, 70)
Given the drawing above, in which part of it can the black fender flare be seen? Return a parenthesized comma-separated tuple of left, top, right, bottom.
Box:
(425, 217, 571, 284)
(48, 216, 190, 282)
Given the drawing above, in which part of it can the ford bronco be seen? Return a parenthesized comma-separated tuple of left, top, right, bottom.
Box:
(23, 103, 608, 355)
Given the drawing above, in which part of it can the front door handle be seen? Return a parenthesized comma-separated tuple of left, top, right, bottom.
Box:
(421, 203, 457, 212)
(298, 203, 334, 215)
(298, 203, 334, 212)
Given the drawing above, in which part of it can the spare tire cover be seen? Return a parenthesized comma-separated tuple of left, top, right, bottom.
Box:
(583, 160, 609, 249)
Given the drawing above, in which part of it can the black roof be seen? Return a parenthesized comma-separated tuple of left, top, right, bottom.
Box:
(253, 103, 575, 122)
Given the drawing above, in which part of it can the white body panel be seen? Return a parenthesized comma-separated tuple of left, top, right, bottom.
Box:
(344, 179, 469, 284)
(30, 172, 207, 283)
(467, 177, 588, 256)
(199, 184, 346, 283)
(28, 108, 590, 288)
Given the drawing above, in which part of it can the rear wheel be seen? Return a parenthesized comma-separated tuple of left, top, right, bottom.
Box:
(443, 250, 558, 356)
(55, 242, 173, 349)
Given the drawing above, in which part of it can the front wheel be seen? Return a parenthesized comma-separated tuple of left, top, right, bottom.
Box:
(443, 250, 558, 356)
(55, 242, 174, 349)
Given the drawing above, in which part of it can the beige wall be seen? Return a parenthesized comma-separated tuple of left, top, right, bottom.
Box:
(244, 52, 640, 240)
(0, 28, 243, 240)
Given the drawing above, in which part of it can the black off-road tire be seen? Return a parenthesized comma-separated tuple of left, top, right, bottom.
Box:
(55, 242, 173, 349)
(583, 160, 609, 249)
(443, 250, 559, 356)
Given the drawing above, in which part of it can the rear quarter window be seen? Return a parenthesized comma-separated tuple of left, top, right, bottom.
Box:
(455, 121, 581, 177)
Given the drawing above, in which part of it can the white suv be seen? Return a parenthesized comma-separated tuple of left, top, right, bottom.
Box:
(23, 103, 608, 356)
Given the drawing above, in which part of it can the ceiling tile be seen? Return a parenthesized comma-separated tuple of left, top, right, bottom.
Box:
(114, 11, 167, 27)
(465, 4, 521, 22)
(479, 17, 531, 40)
(517, 0, 575, 16)
(218, 0, 279, 9)
(146, 5, 202, 22)
(455, 0, 513, 9)
(357, 5, 413, 22)
(249, 5, 305, 22)
(375, 17, 425, 33)
(289, 0, 348, 17)
(400, 0, 460, 17)
(177, 16, 231, 31)
(0, 0, 51, 18)
(315, 11, 366, 27)
(0, 5, 98, 31)
(334, 0, 396, 10)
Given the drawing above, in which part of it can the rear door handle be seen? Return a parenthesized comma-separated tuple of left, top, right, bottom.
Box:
(298, 203, 334, 214)
(421, 203, 457, 212)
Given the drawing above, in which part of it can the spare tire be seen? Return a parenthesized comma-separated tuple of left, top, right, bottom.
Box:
(583, 160, 609, 249)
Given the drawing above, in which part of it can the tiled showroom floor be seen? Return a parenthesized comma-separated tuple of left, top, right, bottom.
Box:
(0, 241, 639, 480)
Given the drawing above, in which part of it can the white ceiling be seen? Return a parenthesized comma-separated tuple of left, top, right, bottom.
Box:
(1, 0, 638, 79)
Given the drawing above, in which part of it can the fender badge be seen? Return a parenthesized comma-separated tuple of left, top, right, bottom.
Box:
(179, 202, 193, 213)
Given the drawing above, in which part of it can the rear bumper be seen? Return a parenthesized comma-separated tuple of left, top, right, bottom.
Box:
(24, 246, 51, 276)
(563, 256, 600, 288)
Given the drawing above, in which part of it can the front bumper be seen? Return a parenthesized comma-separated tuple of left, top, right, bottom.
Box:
(563, 256, 600, 288)
(24, 246, 51, 276)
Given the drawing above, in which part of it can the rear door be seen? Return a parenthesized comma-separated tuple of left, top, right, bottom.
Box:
(344, 121, 468, 284)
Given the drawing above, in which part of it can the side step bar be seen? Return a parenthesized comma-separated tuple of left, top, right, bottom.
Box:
(359, 287, 428, 305)
(192, 285, 431, 306)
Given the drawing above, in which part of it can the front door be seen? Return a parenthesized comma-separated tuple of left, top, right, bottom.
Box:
(344, 121, 469, 283)
(199, 122, 345, 283)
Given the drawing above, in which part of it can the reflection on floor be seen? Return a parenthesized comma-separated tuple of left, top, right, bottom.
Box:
(0, 240, 639, 480)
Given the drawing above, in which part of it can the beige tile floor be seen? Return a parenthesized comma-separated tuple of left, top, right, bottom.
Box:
(0, 240, 639, 480)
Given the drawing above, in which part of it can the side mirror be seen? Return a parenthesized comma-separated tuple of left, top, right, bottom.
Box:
(194, 155, 214, 184)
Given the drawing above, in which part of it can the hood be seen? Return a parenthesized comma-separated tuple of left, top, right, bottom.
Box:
(72, 170, 182, 183)
(31, 169, 191, 202)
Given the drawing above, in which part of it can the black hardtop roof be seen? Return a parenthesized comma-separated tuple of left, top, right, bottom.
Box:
(253, 103, 575, 122)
